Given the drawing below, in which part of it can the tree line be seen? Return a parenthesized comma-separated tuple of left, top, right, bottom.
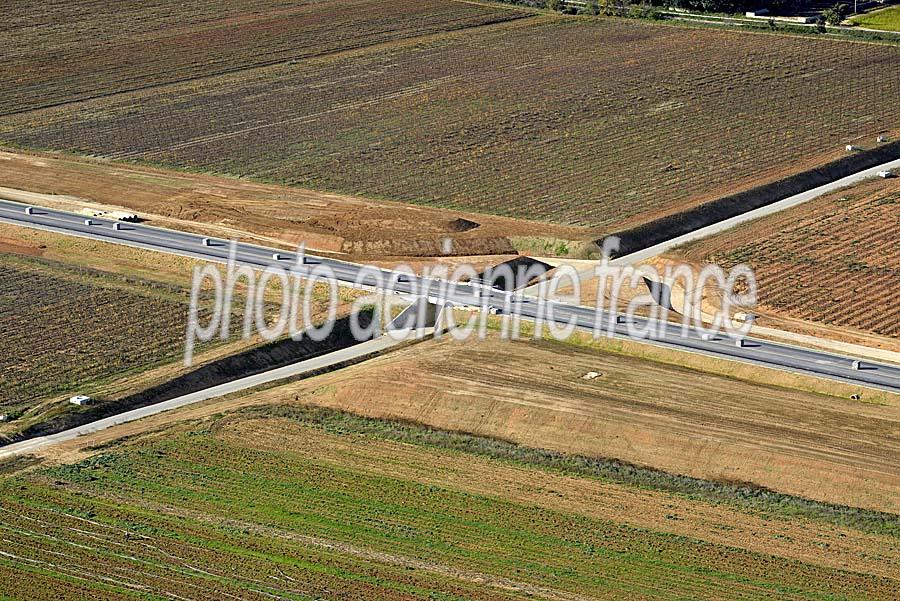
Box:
(499, 0, 840, 17)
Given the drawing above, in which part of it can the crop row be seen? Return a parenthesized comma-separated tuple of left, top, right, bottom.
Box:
(0, 489, 490, 601)
(0, 0, 530, 116)
(0, 259, 189, 414)
(13, 425, 891, 599)
(703, 183, 899, 336)
(1, 19, 896, 229)
(2, 408, 897, 598)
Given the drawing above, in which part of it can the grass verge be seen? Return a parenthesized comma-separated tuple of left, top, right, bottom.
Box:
(241, 404, 900, 538)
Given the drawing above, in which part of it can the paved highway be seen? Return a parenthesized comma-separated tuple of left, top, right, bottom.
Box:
(1, 198, 899, 393)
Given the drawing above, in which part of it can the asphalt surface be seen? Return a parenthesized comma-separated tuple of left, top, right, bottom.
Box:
(1, 198, 899, 394)
(0, 334, 416, 460)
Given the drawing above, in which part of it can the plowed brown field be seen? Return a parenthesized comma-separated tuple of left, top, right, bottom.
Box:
(674, 176, 900, 338)
(2, 17, 897, 230)
(0, 0, 530, 115)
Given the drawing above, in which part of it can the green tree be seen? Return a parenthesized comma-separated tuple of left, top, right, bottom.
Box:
(821, 3, 847, 25)
(580, 0, 601, 15)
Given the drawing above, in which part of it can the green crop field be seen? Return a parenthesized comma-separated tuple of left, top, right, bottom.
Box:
(1, 406, 897, 599)
(852, 6, 900, 32)
(1, 16, 897, 230)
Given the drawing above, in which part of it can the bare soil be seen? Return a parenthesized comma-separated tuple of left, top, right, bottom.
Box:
(668, 176, 900, 349)
(0, 149, 587, 258)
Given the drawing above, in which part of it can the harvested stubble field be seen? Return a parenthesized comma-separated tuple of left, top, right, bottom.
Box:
(2, 17, 898, 230)
(2, 406, 899, 599)
(242, 332, 900, 514)
(0, 0, 530, 116)
(673, 176, 900, 338)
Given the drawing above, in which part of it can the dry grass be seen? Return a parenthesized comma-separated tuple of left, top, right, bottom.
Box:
(231, 332, 900, 513)
(31, 328, 900, 514)
(0, 219, 203, 287)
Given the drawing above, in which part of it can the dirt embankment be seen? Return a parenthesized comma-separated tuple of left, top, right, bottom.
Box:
(0, 149, 587, 259)
(1, 313, 373, 446)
